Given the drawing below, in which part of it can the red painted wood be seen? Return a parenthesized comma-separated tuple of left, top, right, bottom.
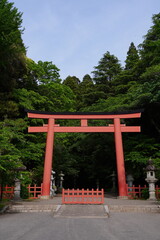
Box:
(127, 184, 148, 199)
(42, 118, 55, 197)
(1, 185, 14, 199)
(156, 185, 160, 199)
(28, 126, 140, 133)
(27, 184, 43, 199)
(127, 185, 159, 199)
(28, 112, 141, 119)
(81, 119, 88, 126)
(114, 118, 127, 197)
(62, 188, 104, 204)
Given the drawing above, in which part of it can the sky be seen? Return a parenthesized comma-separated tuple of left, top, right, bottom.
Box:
(13, 0, 160, 81)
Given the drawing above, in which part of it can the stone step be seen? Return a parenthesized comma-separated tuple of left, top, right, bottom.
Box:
(7, 204, 59, 213)
(6, 204, 160, 213)
(108, 205, 160, 213)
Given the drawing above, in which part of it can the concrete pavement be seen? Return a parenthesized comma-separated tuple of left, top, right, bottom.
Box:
(1, 196, 160, 240)
(0, 211, 160, 240)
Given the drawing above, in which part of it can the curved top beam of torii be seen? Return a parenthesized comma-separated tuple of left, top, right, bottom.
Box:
(26, 109, 143, 120)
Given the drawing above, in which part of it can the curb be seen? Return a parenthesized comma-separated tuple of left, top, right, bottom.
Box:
(108, 205, 160, 213)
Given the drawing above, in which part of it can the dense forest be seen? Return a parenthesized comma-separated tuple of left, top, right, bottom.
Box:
(0, 0, 160, 192)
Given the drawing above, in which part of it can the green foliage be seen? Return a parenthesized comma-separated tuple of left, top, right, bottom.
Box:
(0, 118, 26, 183)
(13, 88, 48, 110)
(63, 76, 80, 93)
(0, 5, 160, 190)
(141, 188, 149, 199)
(92, 51, 122, 84)
(139, 13, 160, 67)
(125, 42, 139, 70)
(37, 61, 61, 84)
(0, 0, 26, 92)
(0, 92, 19, 119)
(90, 51, 122, 101)
(20, 185, 29, 199)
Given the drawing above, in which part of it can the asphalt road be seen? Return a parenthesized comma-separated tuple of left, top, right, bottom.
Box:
(0, 211, 160, 240)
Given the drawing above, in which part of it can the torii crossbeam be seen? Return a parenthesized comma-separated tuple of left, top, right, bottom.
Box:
(27, 110, 142, 199)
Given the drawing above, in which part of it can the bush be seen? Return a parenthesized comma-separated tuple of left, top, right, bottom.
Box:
(141, 188, 149, 199)
(20, 185, 28, 199)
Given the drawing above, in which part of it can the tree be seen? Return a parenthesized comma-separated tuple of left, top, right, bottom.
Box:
(17, 58, 39, 90)
(13, 83, 76, 114)
(78, 74, 96, 108)
(0, 0, 26, 92)
(37, 61, 61, 84)
(0, 92, 19, 119)
(63, 76, 80, 94)
(125, 42, 139, 70)
(139, 13, 160, 67)
(92, 51, 122, 85)
(111, 43, 139, 95)
(0, 119, 27, 184)
(63, 76, 80, 109)
(18, 59, 61, 90)
(38, 82, 76, 112)
(92, 51, 122, 98)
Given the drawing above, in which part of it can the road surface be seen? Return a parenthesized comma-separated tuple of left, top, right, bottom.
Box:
(0, 206, 160, 240)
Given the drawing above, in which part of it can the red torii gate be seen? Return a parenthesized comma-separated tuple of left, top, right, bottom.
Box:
(27, 110, 141, 199)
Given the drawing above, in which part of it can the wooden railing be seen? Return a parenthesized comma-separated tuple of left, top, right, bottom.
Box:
(156, 185, 160, 199)
(1, 184, 159, 200)
(62, 188, 104, 204)
(0, 185, 14, 199)
(127, 184, 160, 199)
(27, 184, 43, 199)
(127, 184, 148, 199)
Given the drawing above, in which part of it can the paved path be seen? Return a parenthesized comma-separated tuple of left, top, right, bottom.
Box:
(54, 205, 108, 218)
(0, 211, 160, 240)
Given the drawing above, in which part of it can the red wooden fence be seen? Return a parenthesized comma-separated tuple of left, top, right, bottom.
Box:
(62, 188, 104, 204)
(0, 184, 159, 200)
(127, 184, 160, 199)
(127, 184, 148, 199)
(0, 185, 14, 199)
(27, 184, 43, 199)
(156, 185, 160, 199)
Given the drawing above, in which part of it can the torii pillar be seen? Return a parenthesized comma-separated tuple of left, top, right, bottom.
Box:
(27, 110, 141, 199)
(42, 118, 55, 198)
(114, 118, 127, 198)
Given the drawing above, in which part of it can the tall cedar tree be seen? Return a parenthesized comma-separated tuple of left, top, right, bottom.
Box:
(0, 0, 26, 92)
(92, 51, 122, 97)
(92, 51, 122, 84)
(125, 42, 139, 70)
(139, 13, 160, 67)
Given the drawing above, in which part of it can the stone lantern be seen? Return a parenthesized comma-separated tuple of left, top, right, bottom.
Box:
(126, 174, 134, 192)
(145, 158, 158, 200)
(13, 166, 26, 200)
(110, 171, 116, 193)
(50, 170, 56, 197)
(59, 171, 64, 193)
